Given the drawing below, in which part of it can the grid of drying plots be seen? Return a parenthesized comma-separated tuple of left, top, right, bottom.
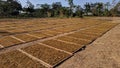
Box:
(0, 18, 118, 68)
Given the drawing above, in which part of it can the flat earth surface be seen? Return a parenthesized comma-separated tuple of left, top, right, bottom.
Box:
(0, 18, 119, 68)
(58, 17, 120, 68)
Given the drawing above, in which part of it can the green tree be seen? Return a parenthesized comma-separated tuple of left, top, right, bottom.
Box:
(75, 5, 83, 17)
(41, 4, 51, 17)
(111, 1, 120, 16)
(23, 0, 34, 14)
(97, 3, 104, 16)
(84, 3, 91, 15)
(0, 0, 22, 16)
(52, 2, 62, 17)
(90, 3, 104, 16)
(65, 0, 74, 17)
(104, 2, 111, 16)
(33, 9, 45, 17)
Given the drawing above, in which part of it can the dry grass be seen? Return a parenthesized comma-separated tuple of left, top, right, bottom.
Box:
(0, 18, 102, 37)
(41, 39, 82, 53)
(0, 50, 46, 68)
(0, 36, 22, 47)
(0, 18, 118, 68)
(56, 36, 91, 45)
(28, 31, 50, 39)
(68, 33, 97, 41)
(22, 43, 70, 65)
(41, 30, 61, 36)
(14, 34, 38, 42)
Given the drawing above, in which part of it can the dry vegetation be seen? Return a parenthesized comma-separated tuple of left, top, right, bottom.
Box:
(0, 18, 118, 68)
(14, 34, 38, 42)
(29, 31, 50, 38)
(67, 33, 97, 41)
(41, 30, 61, 36)
(0, 50, 46, 68)
(56, 36, 91, 45)
(41, 39, 85, 53)
(0, 36, 22, 47)
(22, 43, 70, 65)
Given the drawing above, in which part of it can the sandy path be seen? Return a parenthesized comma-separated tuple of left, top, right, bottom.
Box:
(57, 19, 120, 68)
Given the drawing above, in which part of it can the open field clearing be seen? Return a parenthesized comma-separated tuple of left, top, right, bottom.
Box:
(0, 18, 119, 68)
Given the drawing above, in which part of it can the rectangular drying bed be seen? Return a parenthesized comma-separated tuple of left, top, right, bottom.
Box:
(14, 34, 38, 42)
(0, 36, 23, 47)
(67, 33, 97, 41)
(41, 30, 61, 36)
(0, 50, 46, 68)
(28, 31, 50, 39)
(22, 43, 71, 66)
(41, 39, 83, 53)
(56, 36, 92, 45)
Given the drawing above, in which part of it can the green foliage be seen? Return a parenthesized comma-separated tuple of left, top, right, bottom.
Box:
(52, 2, 62, 17)
(84, 2, 112, 17)
(75, 5, 83, 17)
(0, 0, 119, 18)
(65, 0, 74, 17)
(110, 1, 120, 16)
(0, 0, 22, 17)
(23, 0, 34, 16)
(84, 3, 91, 15)
(40, 4, 51, 17)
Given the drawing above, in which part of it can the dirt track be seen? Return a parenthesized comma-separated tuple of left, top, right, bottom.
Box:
(57, 18, 120, 68)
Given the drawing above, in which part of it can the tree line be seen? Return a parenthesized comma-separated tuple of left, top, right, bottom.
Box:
(0, 0, 120, 18)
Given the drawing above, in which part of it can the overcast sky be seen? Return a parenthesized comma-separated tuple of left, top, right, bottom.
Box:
(18, 0, 118, 8)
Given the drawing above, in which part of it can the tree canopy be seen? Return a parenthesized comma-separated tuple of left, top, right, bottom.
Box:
(0, 0, 120, 18)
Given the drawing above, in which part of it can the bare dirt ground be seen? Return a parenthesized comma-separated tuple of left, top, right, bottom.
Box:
(57, 18, 120, 68)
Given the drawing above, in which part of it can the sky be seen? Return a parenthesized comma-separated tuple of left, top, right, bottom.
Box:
(18, 0, 119, 8)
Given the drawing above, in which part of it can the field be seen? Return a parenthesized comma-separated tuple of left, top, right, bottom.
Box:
(0, 36, 23, 47)
(14, 34, 38, 42)
(0, 50, 46, 68)
(22, 43, 70, 66)
(0, 18, 118, 68)
(41, 39, 83, 53)
(56, 36, 91, 45)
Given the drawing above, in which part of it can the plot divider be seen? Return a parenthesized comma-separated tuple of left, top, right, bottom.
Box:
(10, 36, 25, 42)
(26, 33, 41, 38)
(0, 44, 4, 48)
